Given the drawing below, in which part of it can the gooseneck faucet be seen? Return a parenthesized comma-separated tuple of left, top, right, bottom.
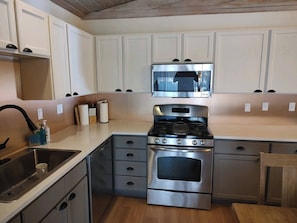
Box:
(0, 104, 38, 132)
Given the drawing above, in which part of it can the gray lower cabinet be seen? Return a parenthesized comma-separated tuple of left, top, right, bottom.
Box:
(8, 214, 22, 223)
(267, 142, 297, 204)
(21, 160, 89, 223)
(213, 140, 269, 202)
(113, 135, 147, 198)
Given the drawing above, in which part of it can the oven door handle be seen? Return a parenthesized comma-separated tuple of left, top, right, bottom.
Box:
(149, 146, 211, 153)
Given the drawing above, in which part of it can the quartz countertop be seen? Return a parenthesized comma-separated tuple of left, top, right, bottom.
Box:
(2, 120, 297, 222)
(0, 120, 152, 223)
(209, 123, 297, 142)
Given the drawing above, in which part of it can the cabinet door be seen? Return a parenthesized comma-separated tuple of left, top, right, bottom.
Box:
(266, 28, 297, 94)
(15, 0, 50, 56)
(123, 34, 151, 92)
(183, 32, 214, 62)
(0, 0, 18, 51)
(41, 201, 67, 223)
(267, 142, 297, 204)
(152, 33, 181, 62)
(67, 177, 90, 223)
(49, 16, 71, 98)
(214, 30, 268, 93)
(67, 24, 97, 96)
(96, 35, 123, 92)
(213, 154, 260, 201)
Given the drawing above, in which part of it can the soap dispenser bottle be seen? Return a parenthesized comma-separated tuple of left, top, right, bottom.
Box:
(42, 120, 50, 143)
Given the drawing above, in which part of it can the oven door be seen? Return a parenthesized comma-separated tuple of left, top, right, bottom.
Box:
(147, 145, 213, 193)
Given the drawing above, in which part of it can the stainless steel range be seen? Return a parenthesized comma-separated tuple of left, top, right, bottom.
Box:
(147, 104, 213, 210)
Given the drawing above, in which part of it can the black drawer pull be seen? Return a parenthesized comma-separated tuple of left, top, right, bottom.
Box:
(65, 93, 71, 97)
(295, 150, 297, 154)
(115, 89, 122, 92)
(126, 153, 134, 157)
(73, 92, 79, 96)
(59, 202, 68, 211)
(126, 140, 134, 144)
(127, 167, 134, 171)
(236, 146, 245, 151)
(127, 181, 134, 186)
(6, 43, 18, 49)
(23, 47, 33, 53)
(68, 193, 76, 201)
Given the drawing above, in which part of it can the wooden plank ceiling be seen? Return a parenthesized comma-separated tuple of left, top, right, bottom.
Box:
(50, 0, 297, 19)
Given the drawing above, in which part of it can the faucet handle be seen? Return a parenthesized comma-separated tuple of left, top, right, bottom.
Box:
(0, 138, 10, 150)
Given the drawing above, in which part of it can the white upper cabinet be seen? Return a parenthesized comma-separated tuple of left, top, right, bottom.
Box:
(0, 0, 18, 52)
(214, 30, 269, 93)
(123, 34, 151, 92)
(49, 16, 71, 99)
(266, 28, 297, 94)
(15, 0, 50, 57)
(96, 34, 151, 93)
(96, 35, 123, 92)
(152, 32, 214, 63)
(67, 24, 97, 96)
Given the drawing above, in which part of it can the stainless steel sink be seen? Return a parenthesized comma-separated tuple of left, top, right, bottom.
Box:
(0, 148, 80, 202)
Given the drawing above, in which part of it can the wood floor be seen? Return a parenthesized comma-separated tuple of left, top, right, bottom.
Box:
(100, 196, 239, 223)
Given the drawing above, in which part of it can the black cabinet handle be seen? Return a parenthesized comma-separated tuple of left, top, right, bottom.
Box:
(59, 202, 68, 211)
(23, 48, 33, 53)
(126, 89, 133, 92)
(73, 92, 78, 96)
(65, 93, 71, 97)
(236, 146, 245, 151)
(115, 89, 122, 92)
(127, 181, 134, 186)
(68, 193, 76, 201)
(126, 140, 134, 144)
(172, 58, 180, 62)
(6, 44, 17, 50)
(295, 150, 297, 154)
(267, 89, 276, 93)
(184, 58, 192, 62)
(254, 89, 262, 93)
(127, 167, 134, 171)
(126, 153, 134, 157)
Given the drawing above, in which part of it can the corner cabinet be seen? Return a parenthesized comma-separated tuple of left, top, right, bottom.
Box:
(266, 28, 297, 94)
(0, 0, 18, 53)
(152, 32, 214, 63)
(96, 34, 151, 93)
(213, 140, 269, 202)
(113, 135, 147, 198)
(67, 25, 97, 96)
(214, 30, 269, 93)
(48, 16, 71, 99)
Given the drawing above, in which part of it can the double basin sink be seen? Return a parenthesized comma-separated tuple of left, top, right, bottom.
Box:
(0, 148, 80, 202)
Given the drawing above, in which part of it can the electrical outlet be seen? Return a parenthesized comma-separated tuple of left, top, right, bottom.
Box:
(289, 102, 296, 112)
(262, 102, 269, 111)
(57, 104, 63, 114)
(37, 108, 43, 120)
(244, 103, 251, 112)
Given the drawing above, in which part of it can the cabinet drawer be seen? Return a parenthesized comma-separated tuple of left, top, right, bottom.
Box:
(114, 161, 147, 177)
(271, 142, 297, 154)
(113, 135, 147, 149)
(114, 148, 147, 161)
(114, 175, 147, 197)
(214, 140, 269, 155)
(65, 159, 87, 192)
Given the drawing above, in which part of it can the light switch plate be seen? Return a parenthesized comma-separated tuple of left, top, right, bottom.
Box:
(244, 103, 251, 112)
(289, 102, 296, 112)
(262, 102, 269, 111)
(37, 108, 43, 120)
(57, 104, 63, 114)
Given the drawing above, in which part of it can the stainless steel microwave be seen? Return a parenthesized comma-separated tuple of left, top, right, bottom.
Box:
(151, 63, 213, 98)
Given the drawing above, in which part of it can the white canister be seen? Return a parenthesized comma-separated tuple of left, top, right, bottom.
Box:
(97, 100, 109, 123)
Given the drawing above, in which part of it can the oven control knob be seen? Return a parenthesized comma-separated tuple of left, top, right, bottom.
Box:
(155, 138, 160, 144)
(192, 140, 198, 145)
(162, 138, 167, 144)
(200, 140, 206, 145)
(177, 139, 182, 145)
